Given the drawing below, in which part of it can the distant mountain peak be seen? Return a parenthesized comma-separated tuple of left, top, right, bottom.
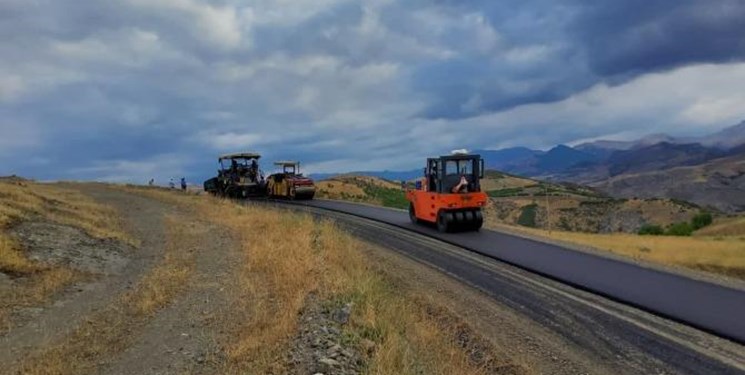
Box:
(699, 120, 745, 149)
(549, 144, 573, 151)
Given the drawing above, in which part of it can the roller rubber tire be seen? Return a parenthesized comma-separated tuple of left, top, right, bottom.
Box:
(464, 210, 474, 224)
(437, 211, 449, 232)
(409, 204, 418, 224)
(473, 210, 483, 231)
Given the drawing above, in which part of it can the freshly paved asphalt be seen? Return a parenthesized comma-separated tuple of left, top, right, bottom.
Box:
(291, 199, 745, 345)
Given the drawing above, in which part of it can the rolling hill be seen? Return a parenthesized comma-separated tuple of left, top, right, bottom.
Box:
(316, 172, 705, 234)
(593, 152, 745, 213)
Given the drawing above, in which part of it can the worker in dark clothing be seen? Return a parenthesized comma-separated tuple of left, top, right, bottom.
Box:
(230, 159, 239, 181)
(249, 159, 259, 182)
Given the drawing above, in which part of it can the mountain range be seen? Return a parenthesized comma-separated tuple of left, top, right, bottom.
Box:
(311, 120, 745, 212)
(472, 120, 745, 182)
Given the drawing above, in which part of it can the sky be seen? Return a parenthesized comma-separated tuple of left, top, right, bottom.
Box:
(2, 0, 745, 183)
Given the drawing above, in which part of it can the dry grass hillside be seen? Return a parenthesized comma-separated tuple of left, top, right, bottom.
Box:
(492, 221, 745, 280)
(695, 216, 745, 237)
(593, 153, 745, 213)
(316, 175, 408, 209)
(486, 196, 701, 233)
(479, 171, 704, 233)
(0, 177, 132, 330)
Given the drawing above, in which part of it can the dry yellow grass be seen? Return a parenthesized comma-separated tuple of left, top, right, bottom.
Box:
(316, 175, 402, 201)
(0, 181, 133, 244)
(115, 186, 521, 373)
(0, 235, 37, 274)
(180, 194, 518, 374)
(317, 179, 369, 200)
(489, 223, 745, 280)
(0, 180, 134, 331)
(480, 174, 535, 191)
(339, 175, 402, 190)
(17, 216, 195, 374)
(0, 180, 134, 274)
(695, 216, 745, 237)
(0, 267, 80, 331)
(109, 185, 513, 373)
(622, 199, 697, 226)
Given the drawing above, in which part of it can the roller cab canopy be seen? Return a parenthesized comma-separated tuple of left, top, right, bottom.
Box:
(274, 160, 299, 167)
(274, 161, 302, 174)
(218, 152, 261, 161)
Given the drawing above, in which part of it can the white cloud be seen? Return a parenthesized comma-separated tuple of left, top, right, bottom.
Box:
(125, 0, 248, 50)
(0, 62, 87, 103)
(502, 44, 556, 64)
(459, 62, 745, 147)
(0, 74, 25, 102)
(52, 29, 164, 66)
(249, 0, 352, 27)
(67, 153, 189, 183)
(205, 132, 264, 150)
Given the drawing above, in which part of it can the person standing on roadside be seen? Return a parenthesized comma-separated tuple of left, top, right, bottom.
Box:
(180, 177, 187, 192)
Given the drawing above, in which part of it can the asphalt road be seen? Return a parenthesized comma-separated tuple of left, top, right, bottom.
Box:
(293, 199, 745, 345)
(272, 200, 745, 374)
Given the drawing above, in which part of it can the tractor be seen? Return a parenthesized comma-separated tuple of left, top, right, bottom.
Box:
(203, 152, 265, 198)
(265, 161, 316, 200)
(405, 152, 487, 232)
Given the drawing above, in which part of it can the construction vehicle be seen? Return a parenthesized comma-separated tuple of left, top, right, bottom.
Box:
(405, 152, 487, 232)
(203, 152, 265, 198)
(266, 161, 316, 200)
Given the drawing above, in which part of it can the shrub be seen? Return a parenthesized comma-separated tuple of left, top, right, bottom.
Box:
(517, 204, 538, 228)
(638, 224, 664, 235)
(666, 222, 694, 236)
(486, 187, 524, 197)
(691, 212, 713, 230)
(362, 185, 408, 209)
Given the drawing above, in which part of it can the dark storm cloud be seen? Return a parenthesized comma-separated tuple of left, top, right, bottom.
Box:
(413, 0, 745, 119)
(1, 0, 745, 181)
(572, 0, 745, 77)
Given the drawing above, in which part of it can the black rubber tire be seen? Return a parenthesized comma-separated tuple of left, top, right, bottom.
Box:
(473, 210, 483, 231)
(437, 211, 449, 232)
(464, 210, 474, 224)
(409, 203, 418, 224)
(454, 211, 464, 224)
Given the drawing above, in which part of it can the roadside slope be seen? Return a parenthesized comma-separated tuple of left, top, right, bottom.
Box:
(5, 184, 532, 375)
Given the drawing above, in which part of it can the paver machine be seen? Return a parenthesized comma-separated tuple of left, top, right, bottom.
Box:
(405, 152, 488, 232)
(265, 161, 316, 200)
(203, 152, 265, 198)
